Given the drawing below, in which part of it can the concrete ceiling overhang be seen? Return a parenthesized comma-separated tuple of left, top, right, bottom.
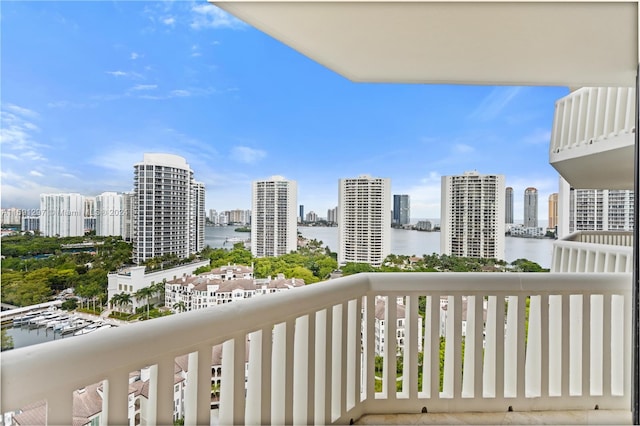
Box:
(213, 1, 638, 87)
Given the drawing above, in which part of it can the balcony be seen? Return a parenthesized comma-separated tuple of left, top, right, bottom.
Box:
(549, 87, 635, 189)
(551, 231, 633, 273)
(1, 272, 633, 424)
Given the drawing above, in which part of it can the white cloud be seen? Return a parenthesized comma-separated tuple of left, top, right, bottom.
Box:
(469, 87, 523, 121)
(29, 170, 44, 177)
(190, 4, 247, 30)
(162, 16, 175, 26)
(231, 146, 267, 164)
(106, 70, 143, 79)
(131, 84, 158, 91)
(170, 89, 191, 97)
(6, 104, 39, 119)
(130, 52, 139, 60)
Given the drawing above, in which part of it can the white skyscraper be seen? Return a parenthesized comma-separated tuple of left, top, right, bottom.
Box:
(132, 153, 205, 264)
(338, 175, 391, 267)
(251, 175, 298, 257)
(39, 193, 85, 237)
(96, 192, 123, 237)
(440, 171, 505, 260)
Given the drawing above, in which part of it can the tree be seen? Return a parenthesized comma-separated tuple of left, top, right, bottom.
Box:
(1, 329, 14, 351)
(173, 301, 187, 313)
(135, 286, 154, 319)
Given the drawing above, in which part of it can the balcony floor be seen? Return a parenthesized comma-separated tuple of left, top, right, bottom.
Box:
(355, 410, 631, 425)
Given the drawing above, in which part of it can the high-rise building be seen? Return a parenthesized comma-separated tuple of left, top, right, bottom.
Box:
(440, 171, 505, 260)
(305, 211, 318, 223)
(84, 197, 96, 233)
(299, 205, 304, 223)
(568, 188, 634, 233)
(121, 192, 134, 242)
(548, 193, 558, 230)
(392, 194, 410, 225)
(96, 192, 123, 237)
(1, 208, 22, 226)
(338, 175, 391, 267)
(39, 193, 85, 237)
(251, 176, 298, 257)
(132, 153, 205, 264)
(327, 206, 338, 225)
(191, 181, 206, 254)
(524, 187, 538, 227)
(505, 187, 514, 224)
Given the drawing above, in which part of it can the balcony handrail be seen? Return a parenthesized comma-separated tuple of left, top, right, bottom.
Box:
(1, 273, 633, 425)
(561, 230, 633, 246)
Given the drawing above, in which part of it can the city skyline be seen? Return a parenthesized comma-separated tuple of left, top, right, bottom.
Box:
(1, 1, 565, 220)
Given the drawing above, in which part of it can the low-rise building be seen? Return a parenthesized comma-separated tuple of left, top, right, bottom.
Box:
(107, 260, 211, 313)
(165, 264, 305, 313)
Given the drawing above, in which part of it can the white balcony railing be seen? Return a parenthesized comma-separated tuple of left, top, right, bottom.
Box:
(551, 231, 633, 273)
(550, 87, 635, 189)
(1, 273, 632, 425)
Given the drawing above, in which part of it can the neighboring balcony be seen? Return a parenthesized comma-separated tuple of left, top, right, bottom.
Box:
(551, 231, 633, 273)
(550, 87, 635, 190)
(1, 273, 632, 425)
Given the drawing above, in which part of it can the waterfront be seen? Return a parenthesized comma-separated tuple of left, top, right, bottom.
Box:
(205, 225, 555, 269)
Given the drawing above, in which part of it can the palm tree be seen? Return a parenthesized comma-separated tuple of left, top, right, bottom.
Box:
(135, 287, 154, 319)
(109, 293, 122, 310)
(151, 280, 166, 307)
(118, 292, 133, 314)
(173, 301, 187, 313)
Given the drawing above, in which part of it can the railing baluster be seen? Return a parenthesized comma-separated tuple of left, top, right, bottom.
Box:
(385, 295, 397, 400)
(234, 335, 247, 424)
(548, 295, 562, 396)
(602, 293, 612, 397)
(582, 295, 591, 398)
(261, 326, 273, 425)
(404, 295, 419, 400)
(346, 298, 359, 409)
(147, 359, 175, 426)
(443, 295, 462, 398)
(425, 294, 439, 398)
(307, 313, 317, 424)
(354, 297, 363, 406)
(611, 295, 625, 396)
(220, 339, 235, 425)
(102, 374, 128, 426)
(280, 320, 294, 425)
(365, 295, 375, 402)
(561, 295, 571, 398)
(569, 295, 582, 396)
(340, 301, 348, 416)
(516, 295, 527, 399)
(293, 315, 310, 425)
(540, 294, 550, 398)
(505, 295, 518, 397)
(271, 323, 286, 424)
(246, 331, 262, 426)
(324, 306, 333, 423)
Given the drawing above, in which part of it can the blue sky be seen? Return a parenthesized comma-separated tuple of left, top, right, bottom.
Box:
(1, 1, 568, 221)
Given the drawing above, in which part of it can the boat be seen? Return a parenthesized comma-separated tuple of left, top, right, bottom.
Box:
(73, 322, 104, 336)
(61, 319, 90, 335)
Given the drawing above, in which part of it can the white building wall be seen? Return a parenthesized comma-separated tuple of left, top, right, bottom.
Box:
(39, 193, 85, 237)
(251, 176, 298, 257)
(96, 192, 123, 237)
(133, 153, 204, 264)
(107, 260, 210, 311)
(440, 171, 505, 260)
(338, 175, 391, 267)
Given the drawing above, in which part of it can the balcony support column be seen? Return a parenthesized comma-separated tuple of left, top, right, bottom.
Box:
(634, 60, 640, 425)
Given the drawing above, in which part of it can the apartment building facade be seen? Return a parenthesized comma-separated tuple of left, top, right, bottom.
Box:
(39, 193, 85, 237)
(251, 176, 298, 258)
(338, 175, 391, 267)
(440, 171, 505, 260)
(132, 153, 205, 264)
